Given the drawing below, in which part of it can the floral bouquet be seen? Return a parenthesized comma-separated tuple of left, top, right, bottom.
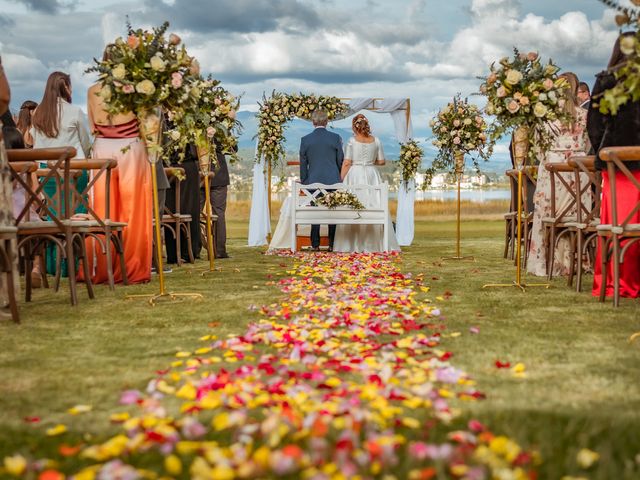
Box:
(256, 92, 348, 168)
(316, 190, 365, 210)
(594, 0, 640, 114)
(165, 76, 242, 164)
(479, 48, 569, 164)
(426, 94, 491, 186)
(86, 21, 199, 161)
(398, 140, 424, 186)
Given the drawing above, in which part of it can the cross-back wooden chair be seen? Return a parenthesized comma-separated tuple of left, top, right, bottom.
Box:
(566, 155, 601, 291)
(199, 171, 218, 260)
(7, 147, 94, 306)
(0, 144, 22, 323)
(160, 167, 194, 265)
(503, 169, 518, 260)
(542, 161, 580, 281)
(596, 146, 640, 307)
(505, 167, 536, 267)
(50, 158, 127, 290)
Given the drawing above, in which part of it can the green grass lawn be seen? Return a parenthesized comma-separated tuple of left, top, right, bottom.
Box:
(1, 214, 639, 479)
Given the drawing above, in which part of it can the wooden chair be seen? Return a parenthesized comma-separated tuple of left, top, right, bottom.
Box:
(503, 170, 518, 260)
(505, 167, 536, 267)
(596, 146, 640, 306)
(55, 159, 128, 290)
(161, 167, 194, 265)
(7, 147, 94, 306)
(566, 156, 601, 291)
(0, 143, 21, 323)
(199, 171, 218, 260)
(542, 161, 580, 281)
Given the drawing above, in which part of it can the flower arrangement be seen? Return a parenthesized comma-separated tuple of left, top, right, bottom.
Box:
(425, 94, 491, 186)
(398, 140, 424, 186)
(86, 21, 200, 160)
(594, 0, 640, 114)
(165, 76, 242, 164)
(316, 190, 365, 210)
(479, 48, 570, 163)
(256, 92, 349, 168)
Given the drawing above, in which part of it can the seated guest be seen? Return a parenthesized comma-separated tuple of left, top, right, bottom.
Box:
(16, 100, 37, 148)
(578, 82, 591, 110)
(528, 72, 591, 277)
(31, 71, 92, 277)
(588, 32, 640, 299)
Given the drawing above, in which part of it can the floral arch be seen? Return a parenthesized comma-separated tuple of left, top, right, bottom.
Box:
(248, 93, 417, 247)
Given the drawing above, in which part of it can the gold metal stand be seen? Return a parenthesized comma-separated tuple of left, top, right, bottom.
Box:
(200, 172, 216, 276)
(126, 108, 203, 305)
(483, 161, 550, 291)
(443, 155, 474, 261)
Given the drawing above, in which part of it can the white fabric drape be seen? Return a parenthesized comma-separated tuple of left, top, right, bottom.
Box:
(396, 179, 415, 246)
(247, 153, 271, 246)
(248, 97, 414, 247)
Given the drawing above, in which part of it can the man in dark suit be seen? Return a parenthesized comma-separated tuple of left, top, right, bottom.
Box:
(299, 109, 344, 251)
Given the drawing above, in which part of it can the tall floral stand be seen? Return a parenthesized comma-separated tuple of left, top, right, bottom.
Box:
(126, 108, 203, 305)
(483, 125, 549, 291)
(198, 146, 215, 274)
(443, 151, 474, 261)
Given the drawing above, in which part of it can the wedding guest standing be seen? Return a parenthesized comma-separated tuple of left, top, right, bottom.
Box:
(84, 47, 152, 284)
(588, 32, 640, 299)
(527, 72, 591, 277)
(16, 100, 37, 148)
(208, 144, 232, 258)
(578, 82, 591, 110)
(31, 71, 92, 276)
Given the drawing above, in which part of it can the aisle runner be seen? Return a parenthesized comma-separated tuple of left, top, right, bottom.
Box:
(4, 253, 537, 479)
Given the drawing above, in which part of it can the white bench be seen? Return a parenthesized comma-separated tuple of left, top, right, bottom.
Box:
(291, 182, 389, 252)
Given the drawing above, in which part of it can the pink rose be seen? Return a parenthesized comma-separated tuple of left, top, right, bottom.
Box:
(206, 126, 215, 138)
(453, 137, 461, 145)
(169, 33, 181, 45)
(519, 96, 530, 106)
(527, 51, 538, 61)
(487, 73, 497, 84)
(543, 78, 554, 90)
(214, 98, 222, 106)
(453, 119, 461, 127)
(228, 110, 236, 119)
(507, 100, 520, 113)
(122, 84, 135, 94)
(496, 86, 507, 98)
(171, 72, 183, 88)
(127, 35, 139, 49)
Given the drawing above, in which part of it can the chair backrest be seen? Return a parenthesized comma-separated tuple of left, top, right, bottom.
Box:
(6, 147, 76, 227)
(545, 161, 578, 224)
(599, 146, 640, 230)
(568, 155, 601, 226)
(293, 182, 388, 210)
(165, 167, 185, 215)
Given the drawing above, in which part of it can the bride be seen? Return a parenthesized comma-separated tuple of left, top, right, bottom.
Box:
(332, 114, 400, 253)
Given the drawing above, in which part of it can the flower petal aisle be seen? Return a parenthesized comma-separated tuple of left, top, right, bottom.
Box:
(3, 253, 538, 479)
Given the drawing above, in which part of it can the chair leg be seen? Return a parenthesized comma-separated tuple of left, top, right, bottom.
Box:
(65, 233, 78, 306)
(115, 232, 128, 285)
(105, 231, 115, 290)
(183, 222, 195, 264)
(23, 243, 33, 303)
(547, 228, 556, 281)
(575, 232, 583, 292)
(567, 232, 576, 288)
(54, 244, 62, 293)
(78, 236, 95, 300)
(612, 237, 620, 307)
(175, 221, 182, 266)
(6, 269, 19, 324)
(599, 237, 609, 303)
(503, 219, 510, 259)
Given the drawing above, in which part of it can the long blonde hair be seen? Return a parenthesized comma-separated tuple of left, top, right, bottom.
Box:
(560, 72, 580, 131)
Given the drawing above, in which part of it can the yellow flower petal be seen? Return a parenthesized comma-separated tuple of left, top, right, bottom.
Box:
(46, 424, 68, 436)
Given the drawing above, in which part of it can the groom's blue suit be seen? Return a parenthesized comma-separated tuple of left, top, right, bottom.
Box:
(299, 126, 344, 249)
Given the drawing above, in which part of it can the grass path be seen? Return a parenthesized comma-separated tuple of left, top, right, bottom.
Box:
(1, 217, 639, 478)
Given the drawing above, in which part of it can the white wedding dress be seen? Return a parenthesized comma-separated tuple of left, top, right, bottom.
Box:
(332, 137, 400, 253)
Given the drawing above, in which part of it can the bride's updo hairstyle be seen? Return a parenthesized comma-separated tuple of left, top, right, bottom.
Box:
(352, 114, 371, 137)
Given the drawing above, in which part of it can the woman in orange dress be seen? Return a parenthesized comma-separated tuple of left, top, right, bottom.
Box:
(85, 70, 152, 284)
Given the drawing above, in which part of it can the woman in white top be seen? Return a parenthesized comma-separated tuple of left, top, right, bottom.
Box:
(333, 114, 400, 253)
(31, 71, 92, 276)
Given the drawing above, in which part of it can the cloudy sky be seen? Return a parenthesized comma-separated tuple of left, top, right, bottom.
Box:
(0, 0, 630, 153)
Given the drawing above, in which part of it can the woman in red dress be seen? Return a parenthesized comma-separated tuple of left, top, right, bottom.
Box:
(587, 32, 640, 299)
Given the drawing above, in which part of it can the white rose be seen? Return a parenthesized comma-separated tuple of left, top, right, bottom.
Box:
(533, 102, 548, 118)
(99, 84, 112, 101)
(112, 64, 126, 80)
(135, 79, 156, 96)
(170, 130, 181, 141)
(150, 55, 166, 72)
(620, 35, 637, 55)
(505, 69, 523, 85)
(463, 118, 472, 125)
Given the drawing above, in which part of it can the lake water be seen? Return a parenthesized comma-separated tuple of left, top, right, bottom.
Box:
(230, 189, 511, 203)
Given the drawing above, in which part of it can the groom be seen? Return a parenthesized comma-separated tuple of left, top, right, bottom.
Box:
(299, 109, 344, 251)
